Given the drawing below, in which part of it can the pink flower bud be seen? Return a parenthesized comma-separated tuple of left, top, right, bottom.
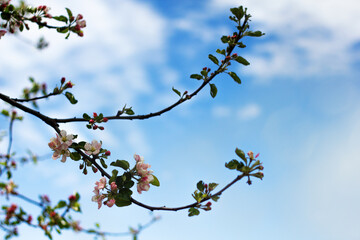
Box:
(93, 125, 98, 130)
(93, 112, 98, 118)
(99, 126, 104, 130)
(105, 151, 111, 156)
(66, 81, 73, 88)
(61, 77, 66, 84)
(89, 119, 95, 124)
(102, 117, 108, 122)
(68, 195, 76, 201)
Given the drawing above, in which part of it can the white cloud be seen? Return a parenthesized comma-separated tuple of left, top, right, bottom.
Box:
(210, 0, 360, 81)
(212, 105, 231, 118)
(237, 103, 261, 120)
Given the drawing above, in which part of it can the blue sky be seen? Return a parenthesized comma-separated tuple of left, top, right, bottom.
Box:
(1, 0, 360, 239)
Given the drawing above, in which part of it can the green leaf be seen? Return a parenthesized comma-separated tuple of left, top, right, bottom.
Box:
(245, 31, 265, 37)
(55, 200, 67, 209)
(172, 87, 181, 97)
(230, 6, 244, 20)
(110, 160, 130, 170)
(65, 8, 73, 20)
(125, 108, 134, 115)
(65, 91, 78, 104)
(211, 195, 220, 202)
(56, 27, 69, 34)
(228, 72, 241, 84)
(210, 83, 217, 98)
(221, 35, 229, 43)
(149, 175, 160, 187)
(235, 56, 250, 66)
(190, 74, 203, 80)
(100, 158, 108, 168)
(124, 180, 134, 188)
(53, 15, 68, 23)
(208, 183, 218, 191)
(225, 159, 240, 170)
(235, 148, 247, 162)
(208, 54, 219, 65)
(1, 110, 9, 117)
(82, 113, 91, 120)
(188, 207, 200, 217)
(69, 152, 81, 161)
(196, 181, 205, 192)
(115, 190, 132, 207)
(216, 49, 226, 55)
(236, 162, 245, 171)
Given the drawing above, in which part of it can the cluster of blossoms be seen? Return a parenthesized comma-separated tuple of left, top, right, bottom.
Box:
(73, 14, 86, 37)
(37, 5, 52, 18)
(48, 130, 74, 162)
(91, 177, 117, 209)
(134, 154, 154, 194)
(5, 203, 17, 221)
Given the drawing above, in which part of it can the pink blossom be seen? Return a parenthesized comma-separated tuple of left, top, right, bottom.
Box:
(84, 140, 101, 155)
(91, 193, 105, 209)
(95, 177, 107, 190)
(137, 180, 150, 194)
(133, 154, 144, 162)
(57, 130, 74, 146)
(247, 151, 254, 159)
(0, 30, 6, 39)
(106, 199, 115, 207)
(52, 143, 70, 162)
(136, 162, 151, 177)
(110, 182, 117, 191)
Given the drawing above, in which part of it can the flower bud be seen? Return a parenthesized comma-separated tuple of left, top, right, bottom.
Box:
(105, 151, 111, 156)
(92, 166, 98, 173)
(89, 119, 94, 124)
(99, 126, 104, 130)
(93, 125, 98, 130)
(68, 195, 76, 201)
(102, 117, 108, 122)
(93, 112, 98, 118)
(61, 77, 66, 84)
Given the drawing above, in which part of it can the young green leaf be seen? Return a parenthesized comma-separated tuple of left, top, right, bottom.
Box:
(245, 31, 264, 37)
(235, 56, 250, 66)
(82, 113, 91, 120)
(65, 8, 73, 20)
(208, 54, 219, 65)
(228, 72, 241, 84)
(150, 175, 160, 187)
(65, 92, 78, 104)
(110, 160, 130, 170)
(53, 15, 68, 23)
(235, 148, 247, 163)
(197, 181, 205, 192)
(225, 159, 240, 170)
(190, 74, 203, 80)
(172, 87, 181, 97)
(216, 49, 226, 55)
(188, 207, 200, 217)
(210, 83, 217, 98)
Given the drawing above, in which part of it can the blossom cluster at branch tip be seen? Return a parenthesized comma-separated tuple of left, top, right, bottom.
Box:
(134, 154, 154, 194)
(48, 130, 74, 162)
(92, 177, 117, 209)
(74, 14, 86, 37)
